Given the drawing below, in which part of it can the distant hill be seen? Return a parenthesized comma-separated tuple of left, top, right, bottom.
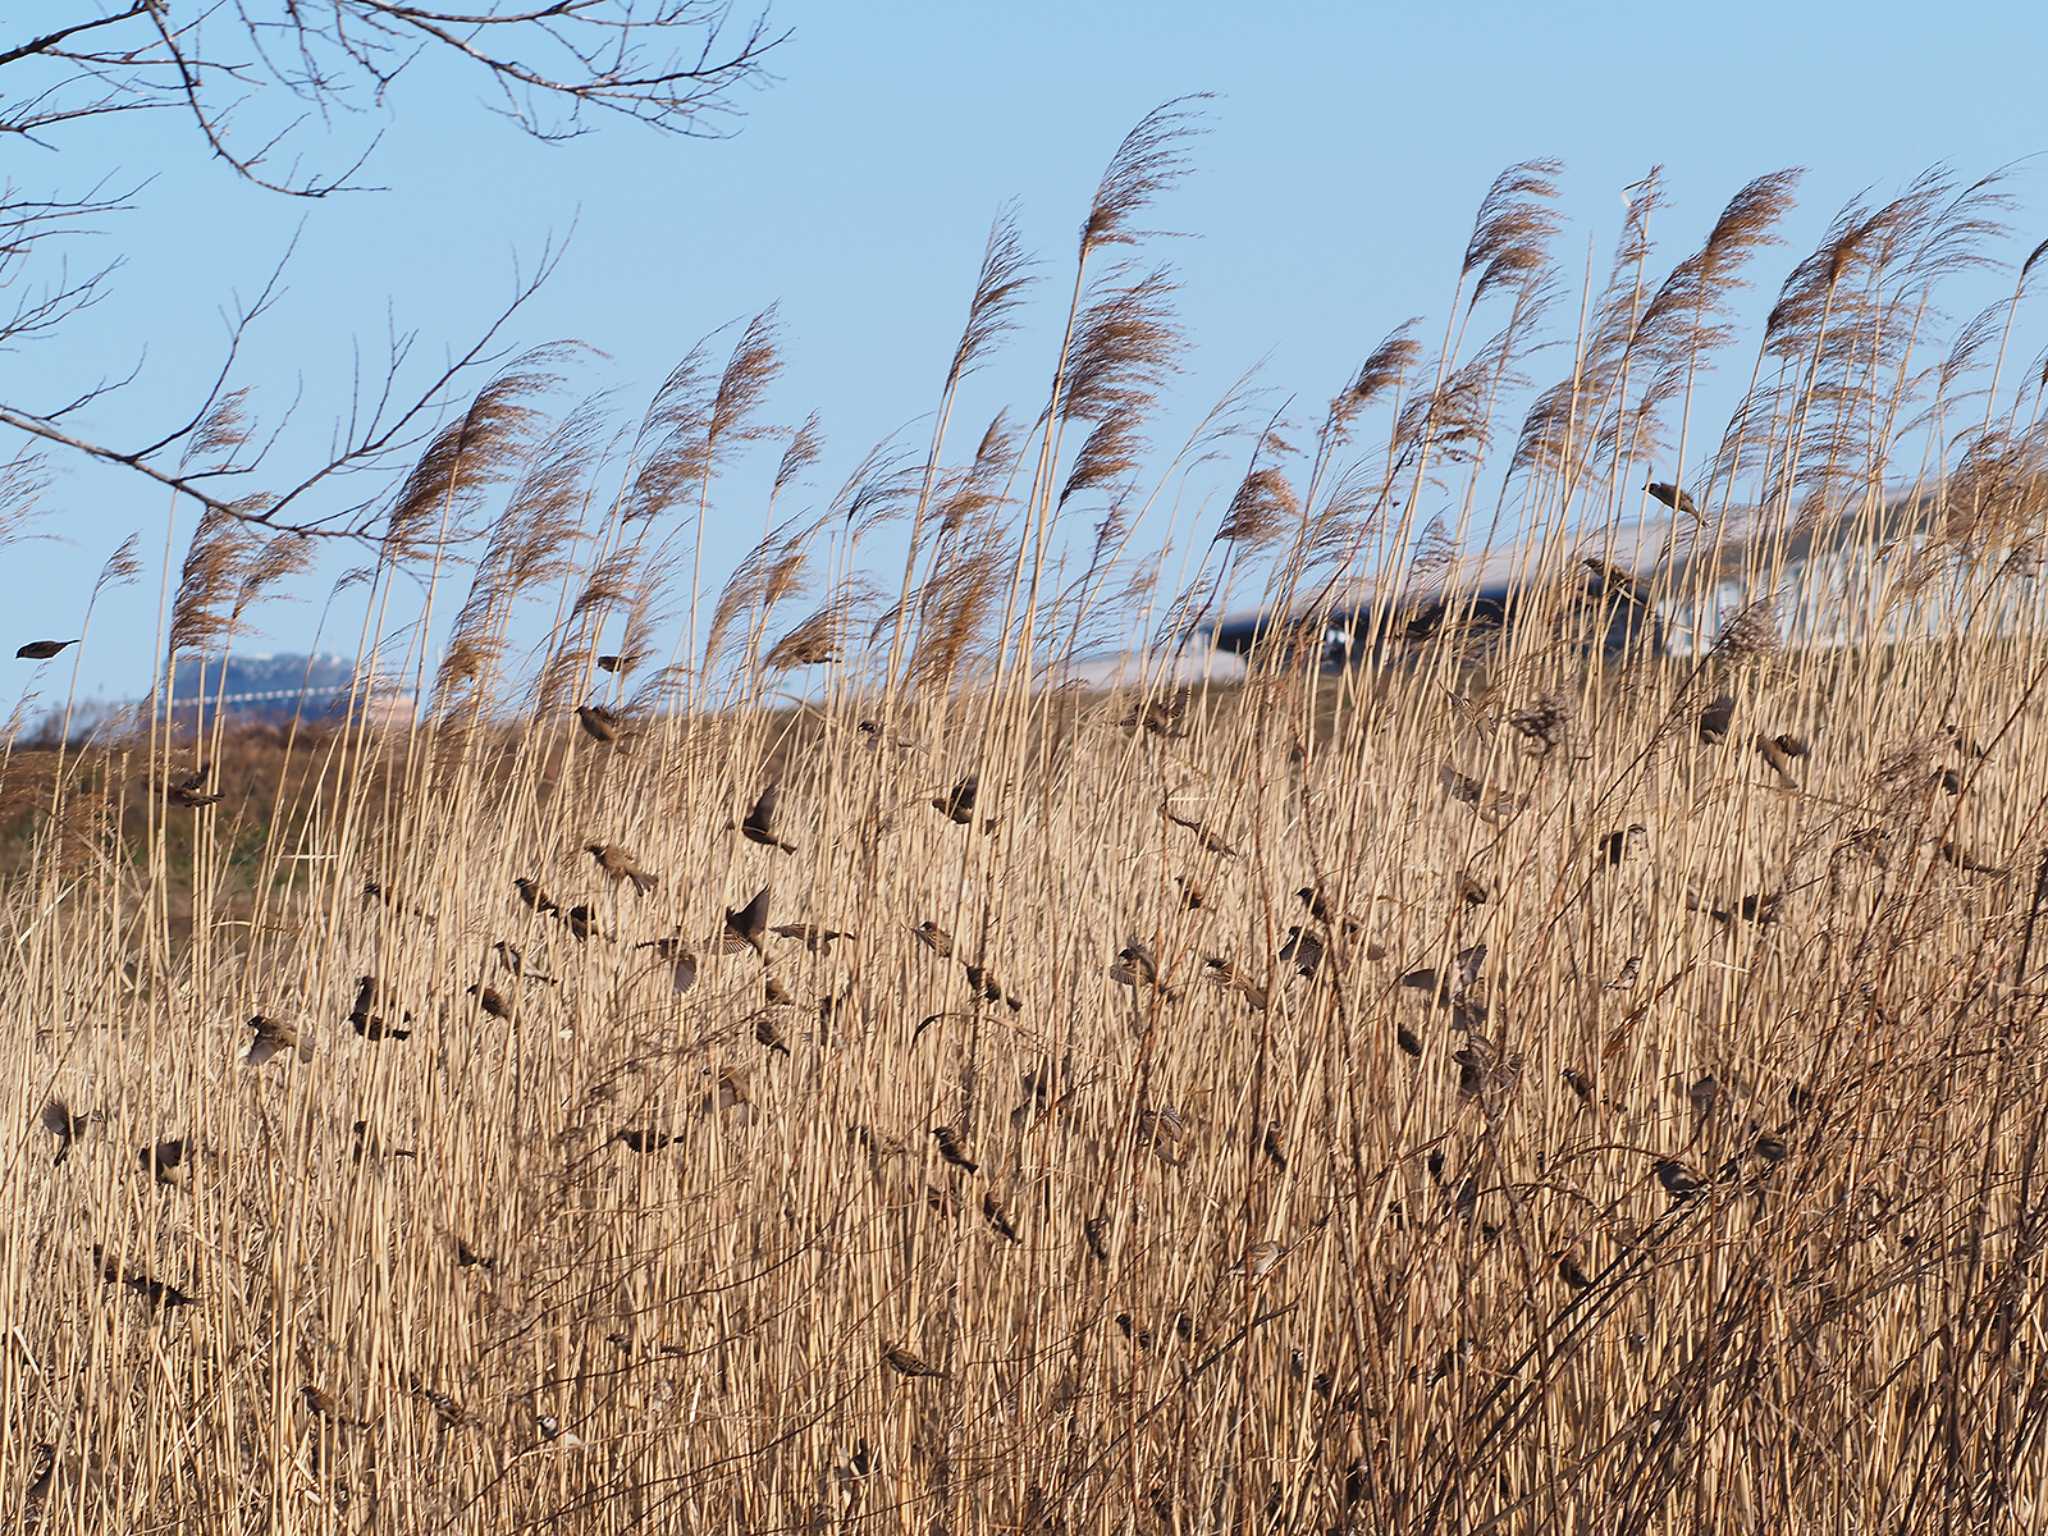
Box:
(164, 653, 371, 721)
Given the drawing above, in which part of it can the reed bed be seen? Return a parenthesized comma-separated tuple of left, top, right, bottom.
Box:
(7, 109, 2048, 1532)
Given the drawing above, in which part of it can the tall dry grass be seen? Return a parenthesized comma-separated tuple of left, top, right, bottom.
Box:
(7, 114, 2048, 1531)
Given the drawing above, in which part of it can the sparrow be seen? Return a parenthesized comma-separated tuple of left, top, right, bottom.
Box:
(166, 765, 223, 809)
(1396, 1023, 1424, 1057)
(615, 1126, 682, 1153)
(467, 984, 514, 1022)
(882, 1343, 947, 1380)
(771, 923, 854, 954)
(575, 703, 624, 743)
(962, 962, 1022, 1011)
(140, 1138, 190, 1188)
(1582, 557, 1648, 603)
(1260, 1119, 1289, 1173)
(303, 1385, 374, 1429)
(1203, 956, 1269, 1012)
(635, 937, 699, 992)
(1454, 871, 1490, 906)
(455, 1238, 496, 1270)
(1279, 926, 1325, 980)
(1557, 1251, 1594, 1292)
(1938, 841, 2008, 877)
(1698, 694, 1736, 745)
(514, 878, 560, 916)
(754, 1014, 792, 1056)
(41, 1094, 97, 1164)
(17, 639, 78, 661)
(1295, 886, 1362, 935)
(1755, 733, 1800, 787)
(740, 782, 797, 854)
(1228, 1241, 1286, 1282)
(351, 1120, 416, 1162)
(93, 1246, 198, 1309)
(933, 774, 980, 826)
(724, 887, 770, 955)
(1109, 940, 1178, 1000)
(564, 904, 609, 942)
(1175, 875, 1207, 910)
(349, 975, 412, 1040)
(931, 1124, 978, 1174)
(244, 1014, 311, 1067)
(1083, 1215, 1111, 1263)
(1606, 955, 1642, 990)
(587, 843, 657, 894)
(1601, 825, 1648, 866)
(596, 651, 644, 675)
(1654, 1158, 1706, 1201)
(491, 940, 554, 984)
(982, 1191, 1023, 1244)
(1162, 803, 1239, 858)
(1561, 1068, 1595, 1108)
(1122, 691, 1190, 738)
(910, 920, 953, 957)
(1646, 479, 1702, 520)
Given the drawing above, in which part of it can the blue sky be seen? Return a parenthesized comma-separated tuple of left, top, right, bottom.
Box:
(8, 0, 2048, 708)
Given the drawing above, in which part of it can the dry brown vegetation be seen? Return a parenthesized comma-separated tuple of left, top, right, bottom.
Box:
(10, 110, 2048, 1532)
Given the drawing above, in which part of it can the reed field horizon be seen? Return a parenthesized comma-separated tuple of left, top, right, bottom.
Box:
(8, 103, 2048, 1531)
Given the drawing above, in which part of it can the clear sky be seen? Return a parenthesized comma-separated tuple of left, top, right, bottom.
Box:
(8, 0, 2048, 710)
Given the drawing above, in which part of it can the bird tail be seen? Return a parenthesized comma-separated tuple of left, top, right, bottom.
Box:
(630, 871, 658, 895)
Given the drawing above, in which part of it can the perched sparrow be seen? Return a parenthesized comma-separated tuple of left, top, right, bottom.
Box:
(615, 1126, 681, 1153)
(349, 975, 412, 1040)
(754, 1013, 792, 1056)
(1229, 1240, 1286, 1281)
(303, 1385, 374, 1429)
(244, 1014, 312, 1067)
(1654, 1158, 1706, 1200)
(140, 1137, 190, 1189)
(352, 1120, 416, 1162)
(575, 703, 624, 743)
(932, 774, 980, 826)
(595, 651, 644, 676)
(93, 1245, 198, 1309)
(962, 961, 1022, 1011)
(881, 1343, 948, 1380)
(41, 1094, 98, 1164)
(982, 1191, 1022, 1244)
(1279, 926, 1325, 980)
(1396, 1023, 1424, 1057)
(1556, 1250, 1594, 1292)
(1454, 871, 1490, 907)
(1938, 840, 2008, 877)
(1561, 1067, 1595, 1108)
(1600, 825, 1648, 866)
(514, 878, 560, 916)
(564, 904, 609, 942)
(455, 1238, 496, 1270)
(1645, 479, 1702, 520)
(724, 887, 770, 956)
(493, 940, 554, 984)
(741, 782, 797, 854)
(1083, 1215, 1111, 1264)
(1606, 955, 1642, 990)
(1203, 956, 1269, 1012)
(1109, 940, 1178, 1000)
(15, 638, 77, 661)
(931, 1124, 978, 1174)
(1260, 1119, 1288, 1173)
(587, 843, 657, 894)
(1755, 733, 1800, 787)
(910, 920, 954, 957)
(1162, 803, 1239, 858)
(1698, 694, 1736, 746)
(166, 765, 223, 809)
(1175, 875, 1207, 910)
(467, 984, 514, 1022)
